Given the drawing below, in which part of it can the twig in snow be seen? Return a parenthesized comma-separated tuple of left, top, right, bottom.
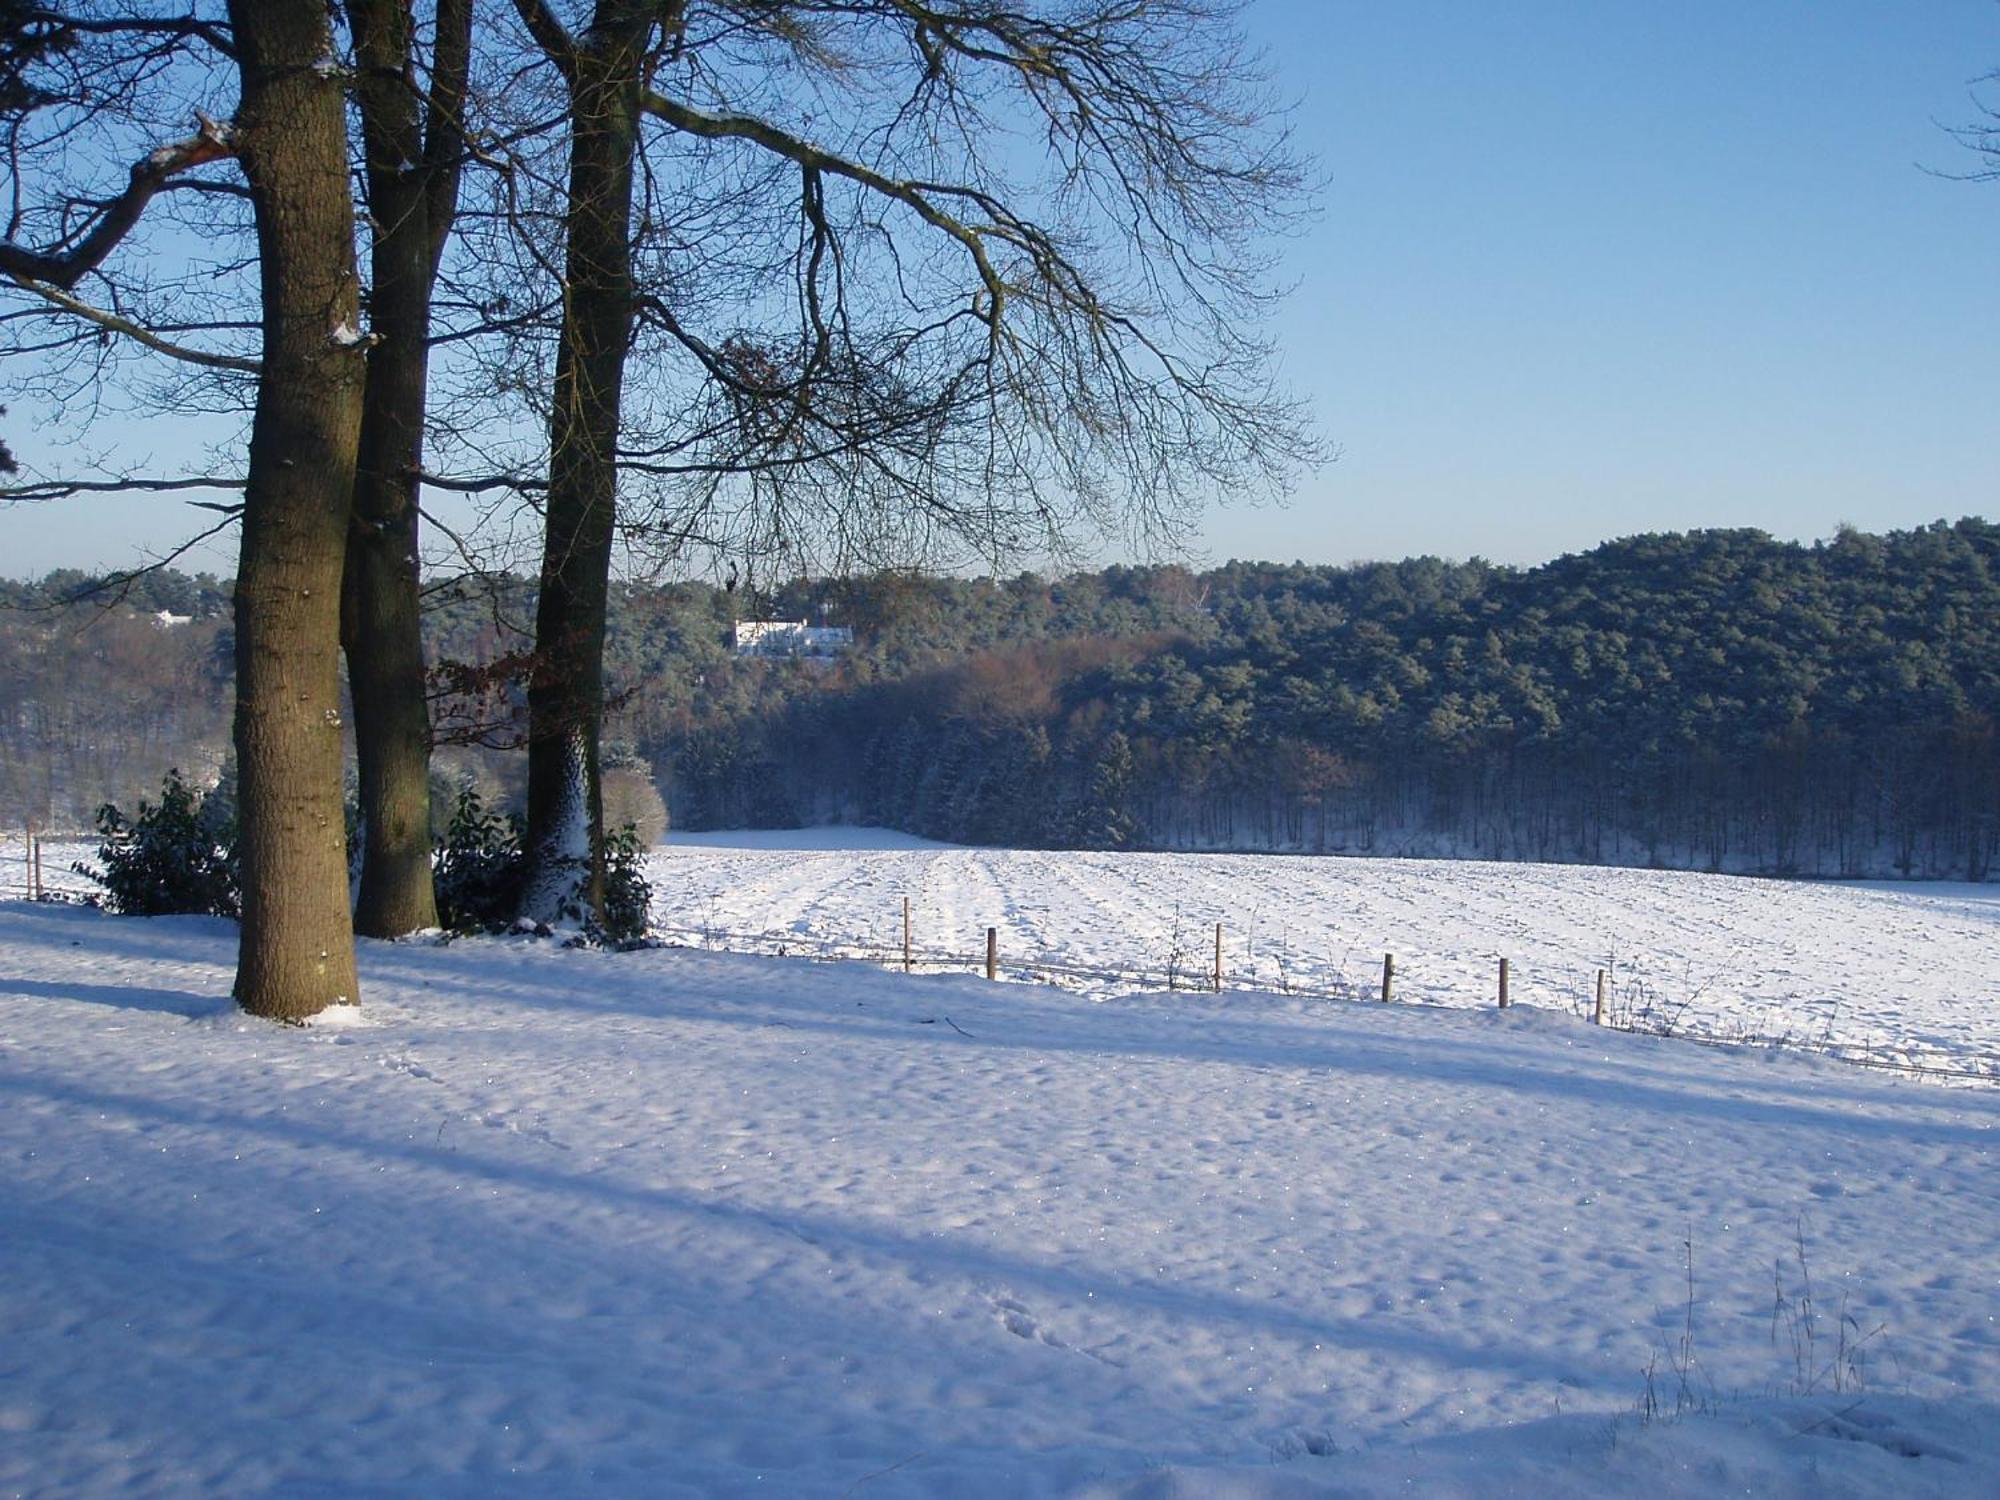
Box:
(839, 1451, 926, 1497)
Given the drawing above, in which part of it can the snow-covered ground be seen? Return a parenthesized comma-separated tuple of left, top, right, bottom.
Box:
(647, 834, 2000, 1081)
(29, 830, 1998, 1078)
(3, 866, 1998, 1497)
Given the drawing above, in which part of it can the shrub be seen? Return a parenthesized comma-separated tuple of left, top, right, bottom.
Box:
(601, 763, 669, 847)
(84, 770, 651, 945)
(432, 784, 653, 944)
(431, 785, 525, 933)
(596, 822, 653, 945)
(83, 768, 239, 917)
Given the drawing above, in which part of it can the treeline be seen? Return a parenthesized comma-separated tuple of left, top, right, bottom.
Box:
(5, 519, 1996, 879)
(632, 521, 2000, 880)
(0, 572, 233, 829)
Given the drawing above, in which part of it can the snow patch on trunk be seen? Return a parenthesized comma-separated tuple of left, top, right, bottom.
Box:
(348, 810, 365, 910)
(520, 727, 594, 925)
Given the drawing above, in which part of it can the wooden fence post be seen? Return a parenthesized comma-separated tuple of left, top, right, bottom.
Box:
(25, 823, 38, 901)
(902, 896, 912, 972)
(1498, 957, 1510, 1009)
(1213, 922, 1223, 993)
(1594, 968, 1607, 1025)
(985, 926, 997, 981)
(1380, 952, 1394, 1003)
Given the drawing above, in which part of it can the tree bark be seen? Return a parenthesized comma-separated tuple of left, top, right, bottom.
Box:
(519, 5, 652, 924)
(342, 0, 471, 937)
(227, 0, 366, 1019)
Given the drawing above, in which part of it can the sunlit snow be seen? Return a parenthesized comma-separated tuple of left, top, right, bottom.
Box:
(2, 844, 1996, 1496)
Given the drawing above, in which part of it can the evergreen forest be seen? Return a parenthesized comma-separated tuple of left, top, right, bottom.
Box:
(4, 518, 1995, 881)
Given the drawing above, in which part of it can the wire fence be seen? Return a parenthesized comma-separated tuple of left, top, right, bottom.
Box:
(10, 831, 50, 902)
(12, 837, 1995, 1086)
(647, 917, 2000, 1089)
(9, 833, 102, 903)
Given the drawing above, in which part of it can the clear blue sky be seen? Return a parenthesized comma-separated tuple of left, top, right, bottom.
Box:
(1198, 0, 2000, 568)
(3, 0, 1996, 577)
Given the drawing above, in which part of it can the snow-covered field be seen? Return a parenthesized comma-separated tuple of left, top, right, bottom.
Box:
(645, 832, 2000, 1081)
(27, 830, 1998, 1078)
(4, 837, 1999, 1496)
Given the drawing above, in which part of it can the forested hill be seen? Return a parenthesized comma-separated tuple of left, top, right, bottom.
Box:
(0, 569, 234, 834)
(4, 520, 1995, 879)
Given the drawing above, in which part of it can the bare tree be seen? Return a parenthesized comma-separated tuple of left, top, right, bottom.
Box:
(2, 2, 479, 946)
(494, 0, 1317, 924)
(2, 1, 364, 1018)
(217, 0, 369, 1018)
(343, 0, 473, 936)
(498, 0, 654, 923)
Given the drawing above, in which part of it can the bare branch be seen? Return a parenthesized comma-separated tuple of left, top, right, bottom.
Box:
(415, 466, 548, 494)
(509, 0, 576, 83)
(0, 114, 237, 288)
(4, 272, 261, 371)
(15, 10, 237, 61)
(641, 88, 1011, 328)
(0, 473, 244, 502)
(51, 507, 244, 610)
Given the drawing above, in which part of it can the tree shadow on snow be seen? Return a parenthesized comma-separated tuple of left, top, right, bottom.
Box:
(0, 1066, 1627, 1402)
(372, 950, 2000, 1151)
(0, 975, 232, 1019)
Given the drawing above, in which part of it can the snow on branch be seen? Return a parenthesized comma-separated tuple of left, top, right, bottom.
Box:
(0, 114, 238, 291)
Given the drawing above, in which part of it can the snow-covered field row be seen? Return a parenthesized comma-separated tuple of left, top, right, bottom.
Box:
(24, 829, 1997, 1077)
(2, 898, 1997, 1497)
(644, 831, 2000, 1081)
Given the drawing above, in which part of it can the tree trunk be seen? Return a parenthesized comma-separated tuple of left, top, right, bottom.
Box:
(341, 0, 471, 937)
(519, 7, 650, 925)
(227, 0, 366, 1019)
(343, 198, 437, 935)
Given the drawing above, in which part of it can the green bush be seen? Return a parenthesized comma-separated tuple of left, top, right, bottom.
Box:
(433, 784, 653, 944)
(85, 771, 651, 944)
(83, 768, 240, 917)
(432, 785, 525, 933)
(596, 823, 653, 945)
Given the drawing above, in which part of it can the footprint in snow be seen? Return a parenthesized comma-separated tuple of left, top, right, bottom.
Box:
(990, 1295, 1126, 1368)
(993, 1295, 1066, 1349)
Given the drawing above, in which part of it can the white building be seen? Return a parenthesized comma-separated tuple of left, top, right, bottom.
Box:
(731, 620, 854, 658)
